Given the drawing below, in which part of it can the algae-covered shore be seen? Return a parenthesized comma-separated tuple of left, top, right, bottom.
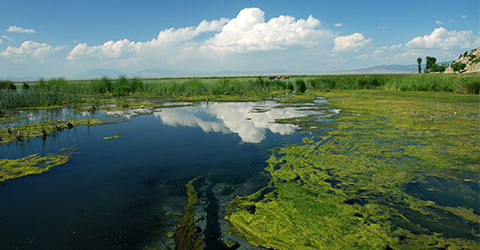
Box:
(226, 90, 480, 249)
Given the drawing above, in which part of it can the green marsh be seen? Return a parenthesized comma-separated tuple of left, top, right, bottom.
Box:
(226, 90, 480, 249)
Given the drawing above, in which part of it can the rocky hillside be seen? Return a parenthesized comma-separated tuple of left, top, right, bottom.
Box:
(445, 47, 480, 73)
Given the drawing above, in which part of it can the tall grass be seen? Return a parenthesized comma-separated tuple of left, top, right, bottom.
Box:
(1, 74, 478, 110)
(142, 78, 288, 97)
(0, 80, 17, 90)
(305, 74, 479, 93)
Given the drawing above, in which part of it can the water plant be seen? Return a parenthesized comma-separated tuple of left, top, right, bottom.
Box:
(0, 118, 105, 145)
(103, 132, 123, 140)
(226, 90, 480, 249)
(175, 176, 204, 250)
(0, 146, 76, 183)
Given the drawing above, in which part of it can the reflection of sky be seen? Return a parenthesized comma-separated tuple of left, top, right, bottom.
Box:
(154, 102, 324, 143)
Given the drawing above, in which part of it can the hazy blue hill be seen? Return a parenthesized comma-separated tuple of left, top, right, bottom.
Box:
(74, 69, 128, 79)
(339, 64, 418, 74)
(134, 68, 180, 78)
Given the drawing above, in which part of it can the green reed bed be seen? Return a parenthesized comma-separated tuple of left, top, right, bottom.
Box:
(142, 78, 288, 98)
(1, 74, 478, 111)
(305, 73, 479, 93)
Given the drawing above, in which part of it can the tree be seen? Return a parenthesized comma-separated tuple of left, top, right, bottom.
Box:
(425, 56, 437, 72)
(417, 57, 422, 73)
(463, 51, 468, 57)
(430, 63, 446, 72)
(452, 62, 466, 72)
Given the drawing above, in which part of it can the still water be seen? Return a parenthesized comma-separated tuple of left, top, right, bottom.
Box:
(0, 100, 331, 250)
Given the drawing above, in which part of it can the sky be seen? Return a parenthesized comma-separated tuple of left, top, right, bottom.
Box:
(0, 0, 478, 79)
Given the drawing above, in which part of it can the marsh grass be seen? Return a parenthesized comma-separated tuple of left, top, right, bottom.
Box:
(0, 80, 16, 90)
(1, 74, 478, 110)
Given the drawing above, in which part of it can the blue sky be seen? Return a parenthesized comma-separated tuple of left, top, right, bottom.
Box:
(0, 0, 478, 78)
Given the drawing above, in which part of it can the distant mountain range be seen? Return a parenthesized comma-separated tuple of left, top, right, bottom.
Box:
(337, 64, 418, 74)
(72, 68, 182, 79)
(73, 63, 456, 79)
(2, 62, 457, 81)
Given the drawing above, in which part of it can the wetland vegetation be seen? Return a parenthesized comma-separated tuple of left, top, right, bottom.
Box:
(227, 90, 479, 249)
(0, 73, 479, 249)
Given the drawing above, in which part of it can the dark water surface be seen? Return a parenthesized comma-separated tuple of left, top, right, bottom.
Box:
(0, 101, 328, 250)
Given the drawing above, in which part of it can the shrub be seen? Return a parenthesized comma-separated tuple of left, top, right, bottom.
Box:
(430, 64, 446, 73)
(461, 79, 480, 94)
(0, 80, 16, 90)
(451, 62, 466, 72)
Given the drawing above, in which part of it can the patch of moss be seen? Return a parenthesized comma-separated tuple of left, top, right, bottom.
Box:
(227, 90, 480, 249)
(0, 147, 76, 183)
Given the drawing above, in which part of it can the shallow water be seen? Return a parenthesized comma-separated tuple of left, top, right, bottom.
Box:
(0, 100, 330, 250)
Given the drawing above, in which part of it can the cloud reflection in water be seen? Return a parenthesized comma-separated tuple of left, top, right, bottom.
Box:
(155, 102, 323, 143)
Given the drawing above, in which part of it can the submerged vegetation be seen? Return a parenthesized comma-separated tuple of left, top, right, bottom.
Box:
(175, 176, 204, 250)
(226, 90, 480, 249)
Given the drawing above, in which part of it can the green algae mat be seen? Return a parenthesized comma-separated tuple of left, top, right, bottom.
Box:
(0, 118, 106, 182)
(0, 118, 105, 145)
(226, 90, 480, 249)
(0, 147, 76, 183)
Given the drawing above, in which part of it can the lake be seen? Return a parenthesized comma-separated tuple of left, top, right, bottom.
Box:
(0, 99, 332, 250)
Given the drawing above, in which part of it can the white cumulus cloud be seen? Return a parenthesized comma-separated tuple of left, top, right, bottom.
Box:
(406, 27, 480, 50)
(435, 20, 443, 25)
(68, 18, 228, 60)
(68, 39, 137, 60)
(333, 23, 342, 27)
(7, 25, 36, 33)
(203, 7, 333, 53)
(333, 33, 371, 52)
(390, 43, 402, 49)
(2, 35, 14, 41)
(66, 7, 334, 74)
(0, 41, 61, 60)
